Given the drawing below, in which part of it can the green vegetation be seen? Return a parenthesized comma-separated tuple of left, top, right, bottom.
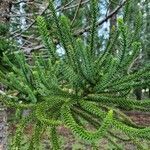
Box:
(0, 0, 150, 149)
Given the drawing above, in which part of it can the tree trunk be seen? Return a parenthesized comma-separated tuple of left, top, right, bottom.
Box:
(109, 0, 119, 55)
(0, 104, 7, 150)
(134, 88, 142, 100)
(109, 1, 117, 31)
(0, 0, 12, 23)
(0, 0, 12, 149)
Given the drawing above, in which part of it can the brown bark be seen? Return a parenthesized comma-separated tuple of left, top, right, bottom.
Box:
(109, 1, 117, 31)
(134, 88, 142, 100)
(0, 104, 7, 150)
(0, 1, 12, 150)
(109, 0, 119, 55)
(0, 0, 12, 23)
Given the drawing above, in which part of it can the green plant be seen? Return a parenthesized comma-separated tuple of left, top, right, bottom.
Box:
(0, 32, 17, 71)
(0, 0, 150, 149)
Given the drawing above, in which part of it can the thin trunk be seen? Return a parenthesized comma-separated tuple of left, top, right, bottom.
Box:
(109, 1, 117, 31)
(134, 88, 142, 100)
(109, 0, 118, 55)
(0, 0, 12, 149)
(0, 104, 7, 150)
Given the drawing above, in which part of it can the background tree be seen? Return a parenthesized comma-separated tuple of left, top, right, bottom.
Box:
(141, 0, 150, 98)
(0, 0, 13, 149)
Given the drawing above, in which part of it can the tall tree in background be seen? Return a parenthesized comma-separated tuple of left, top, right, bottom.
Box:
(124, 0, 150, 100)
(142, 0, 150, 98)
(123, 0, 144, 100)
(0, 0, 12, 149)
(109, 0, 119, 31)
(109, 0, 119, 52)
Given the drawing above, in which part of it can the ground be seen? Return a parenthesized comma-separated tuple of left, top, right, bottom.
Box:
(8, 111, 150, 150)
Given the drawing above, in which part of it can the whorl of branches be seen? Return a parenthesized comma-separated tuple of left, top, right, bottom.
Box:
(0, 0, 150, 149)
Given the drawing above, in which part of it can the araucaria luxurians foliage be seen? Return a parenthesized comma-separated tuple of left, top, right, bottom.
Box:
(0, 0, 150, 149)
